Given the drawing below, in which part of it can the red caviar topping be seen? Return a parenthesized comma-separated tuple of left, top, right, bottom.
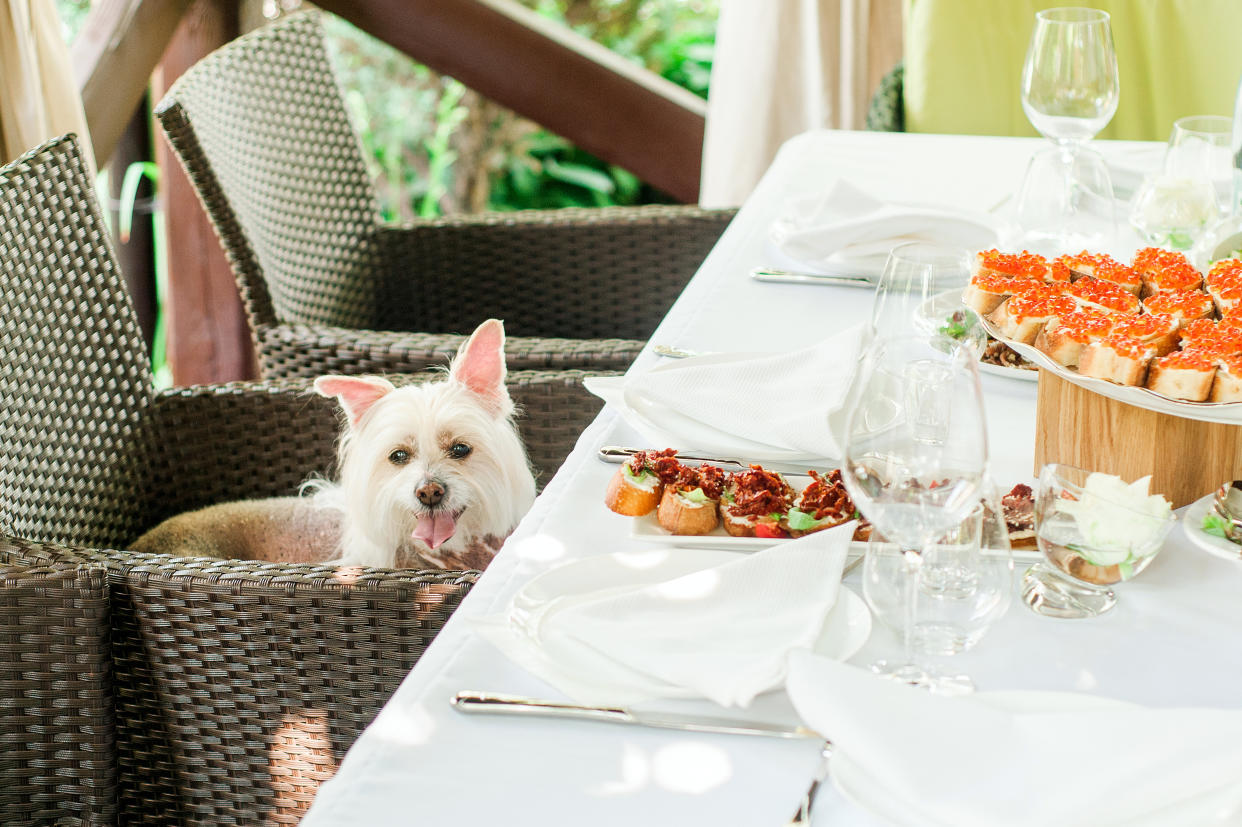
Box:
(1067, 277, 1141, 314)
(1051, 309, 1116, 343)
(1098, 334, 1153, 360)
(977, 249, 1050, 280)
(1155, 349, 1214, 370)
(1115, 313, 1177, 340)
(1142, 291, 1213, 319)
(1146, 262, 1202, 293)
(1007, 292, 1076, 320)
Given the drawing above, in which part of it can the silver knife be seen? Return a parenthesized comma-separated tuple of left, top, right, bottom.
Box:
(751, 266, 874, 288)
(597, 445, 832, 476)
(451, 691, 821, 739)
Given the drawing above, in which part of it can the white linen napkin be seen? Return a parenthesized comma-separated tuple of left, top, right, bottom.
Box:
(769, 180, 999, 277)
(589, 324, 866, 460)
(474, 523, 855, 708)
(786, 651, 1242, 827)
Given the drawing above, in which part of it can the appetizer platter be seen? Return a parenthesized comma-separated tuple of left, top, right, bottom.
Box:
(969, 248, 1242, 424)
(604, 449, 1041, 560)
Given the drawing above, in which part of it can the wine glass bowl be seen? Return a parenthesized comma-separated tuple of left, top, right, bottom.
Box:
(869, 242, 981, 352)
(842, 335, 990, 693)
(1015, 7, 1121, 254)
(1020, 7, 1119, 152)
(1022, 464, 1176, 619)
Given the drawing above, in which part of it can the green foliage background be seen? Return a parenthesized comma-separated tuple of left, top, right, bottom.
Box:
(324, 0, 718, 220)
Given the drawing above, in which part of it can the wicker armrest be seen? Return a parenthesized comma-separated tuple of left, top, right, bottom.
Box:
(0, 561, 115, 824)
(0, 535, 476, 825)
(374, 205, 736, 341)
(255, 322, 644, 378)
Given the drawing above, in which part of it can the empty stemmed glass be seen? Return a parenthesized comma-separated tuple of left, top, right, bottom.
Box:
(869, 242, 984, 353)
(1015, 7, 1121, 253)
(841, 334, 989, 693)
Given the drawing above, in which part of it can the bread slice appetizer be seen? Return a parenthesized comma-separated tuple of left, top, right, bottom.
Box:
(719, 465, 795, 538)
(781, 469, 858, 538)
(1141, 289, 1214, 322)
(1132, 247, 1203, 297)
(1113, 312, 1180, 357)
(963, 272, 1021, 315)
(1210, 354, 1242, 402)
(973, 249, 1057, 283)
(604, 449, 677, 516)
(999, 483, 1037, 549)
(1066, 276, 1141, 315)
(1057, 252, 1141, 295)
(1033, 308, 1116, 367)
(656, 464, 726, 535)
(987, 291, 1077, 345)
(1205, 258, 1242, 292)
(1078, 334, 1155, 386)
(1145, 349, 1217, 402)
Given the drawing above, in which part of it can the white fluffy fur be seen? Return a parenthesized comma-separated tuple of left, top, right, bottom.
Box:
(311, 320, 536, 569)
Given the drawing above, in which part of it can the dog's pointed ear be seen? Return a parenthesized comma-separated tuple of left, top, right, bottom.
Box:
(314, 375, 396, 427)
(450, 319, 509, 414)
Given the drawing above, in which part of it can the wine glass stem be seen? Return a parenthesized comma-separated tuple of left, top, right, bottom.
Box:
(901, 548, 923, 668)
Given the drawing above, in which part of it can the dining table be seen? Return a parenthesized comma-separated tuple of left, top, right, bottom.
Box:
(300, 129, 1242, 826)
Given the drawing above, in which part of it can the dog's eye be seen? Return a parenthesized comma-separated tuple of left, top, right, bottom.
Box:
(388, 449, 410, 465)
(449, 442, 472, 459)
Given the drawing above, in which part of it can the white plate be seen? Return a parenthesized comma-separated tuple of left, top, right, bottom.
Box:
(584, 362, 834, 464)
(511, 548, 872, 667)
(977, 360, 1039, 382)
(630, 511, 1043, 562)
(1182, 494, 1242, 564)
(979, 315, 1242, 424)
(831, 690, 1238, 827)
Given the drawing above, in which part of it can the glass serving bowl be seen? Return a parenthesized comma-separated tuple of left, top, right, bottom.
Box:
(1022, 464, 1176, 619)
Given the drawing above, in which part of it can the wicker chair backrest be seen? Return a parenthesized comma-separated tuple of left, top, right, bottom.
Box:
(0, 135, 154, 548)
(156, 10, 384, 330)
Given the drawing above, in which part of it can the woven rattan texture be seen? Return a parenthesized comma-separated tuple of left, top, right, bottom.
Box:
(0, 137, 155, 550)
(1, 135, 611, 823)
(0, 563, 115, 825)
(155, 11, 735, 378)
(0, 538, 474, 826)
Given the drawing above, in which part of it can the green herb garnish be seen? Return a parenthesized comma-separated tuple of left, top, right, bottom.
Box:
(785, 508, 834, 532)
(680, 487, 709, 504)
(1202, 510, 1231, 539)
(939, 310, 970, 341)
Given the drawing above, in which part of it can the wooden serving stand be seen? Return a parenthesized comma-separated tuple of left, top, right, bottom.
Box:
(1034, 370, 1242, 508)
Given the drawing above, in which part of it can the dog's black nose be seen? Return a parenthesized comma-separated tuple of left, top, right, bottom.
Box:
(416, 480, 445, 507)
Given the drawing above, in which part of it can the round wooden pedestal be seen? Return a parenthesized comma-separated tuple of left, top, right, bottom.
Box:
(1033, 370, 1242, 508)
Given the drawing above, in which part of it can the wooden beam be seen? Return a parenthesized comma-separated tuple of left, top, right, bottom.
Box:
(313, 0, 707, 203)
(70, 0, 194, 166)
(152, 0, 256, 385)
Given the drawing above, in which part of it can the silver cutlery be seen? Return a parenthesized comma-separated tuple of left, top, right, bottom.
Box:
(751, 266, 875, 288)
(1211, 480, 1242, 546)
(788, 740, 834, 826)
(597, 445, 831, 476)
(451, 691, 820, 739)
(651, 344, 705, 359)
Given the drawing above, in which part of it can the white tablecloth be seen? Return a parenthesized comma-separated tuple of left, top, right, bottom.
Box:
(302, 130, 1241, 826)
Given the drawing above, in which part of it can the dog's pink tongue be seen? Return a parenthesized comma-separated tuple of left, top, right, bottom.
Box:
(413, 512, 457, 549)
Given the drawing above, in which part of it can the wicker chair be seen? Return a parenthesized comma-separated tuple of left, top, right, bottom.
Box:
(0, 562, 115, 825)
(154, 10, 734, 379)
(0, 134, 613, 824)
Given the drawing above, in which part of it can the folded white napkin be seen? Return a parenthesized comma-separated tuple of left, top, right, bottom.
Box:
(474, 523, 855, 708)
(786, 651, 1242, 827)
(770, 180, 999, 277)
(587, 325, 866, 461)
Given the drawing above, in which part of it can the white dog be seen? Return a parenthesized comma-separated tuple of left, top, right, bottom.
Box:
(132, 319, 537, 570)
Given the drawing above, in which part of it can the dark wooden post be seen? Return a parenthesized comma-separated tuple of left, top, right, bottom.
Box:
(151, 0, 256, 385)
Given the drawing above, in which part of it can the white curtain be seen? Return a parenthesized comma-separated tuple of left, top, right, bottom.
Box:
(700, 0, 874, 208)
(0, 0, 95, 173)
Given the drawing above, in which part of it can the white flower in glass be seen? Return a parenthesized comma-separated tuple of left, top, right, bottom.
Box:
(1060, 473, 1173, 568)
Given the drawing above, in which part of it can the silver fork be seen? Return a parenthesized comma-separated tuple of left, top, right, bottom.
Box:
(787, 740, 834, 825)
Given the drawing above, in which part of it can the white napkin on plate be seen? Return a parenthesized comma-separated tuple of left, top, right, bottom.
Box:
(786, 651, 1242, 827)
(769, 180, 999, 278)
(586, 324, 866, 461)
(474, 523, 854, 708)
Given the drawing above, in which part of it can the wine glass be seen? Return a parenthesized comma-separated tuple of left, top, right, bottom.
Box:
(1015, 7, 1121, 254)
(1021, 463, 1175, 619)
(870, 242, 984, 353)
(1131, 115, 1233, 251)
(841, 334, 989, 693)
(862, 482, 1014, 668)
